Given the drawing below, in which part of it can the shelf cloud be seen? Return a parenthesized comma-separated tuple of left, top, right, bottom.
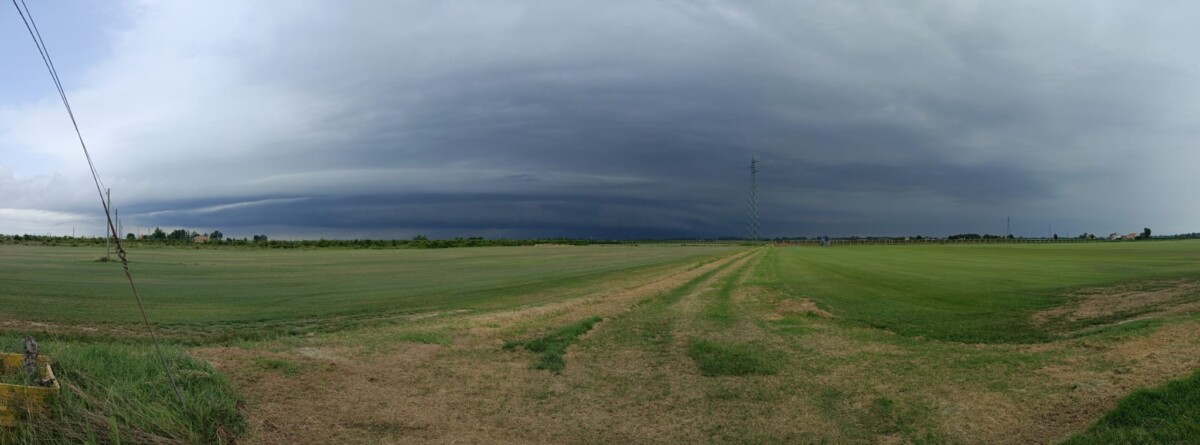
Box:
(3, 1, 1198, 238)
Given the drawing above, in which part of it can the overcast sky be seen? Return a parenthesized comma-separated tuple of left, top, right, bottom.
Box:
(2, 1, 1198, 239)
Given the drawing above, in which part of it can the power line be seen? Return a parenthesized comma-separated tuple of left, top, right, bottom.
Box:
(10, 0, 184, 405)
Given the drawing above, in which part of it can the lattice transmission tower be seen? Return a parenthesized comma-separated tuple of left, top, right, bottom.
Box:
(747, 157, 761, 241)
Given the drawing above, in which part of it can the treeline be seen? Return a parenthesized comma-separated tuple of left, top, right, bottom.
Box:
(5, 230, 1197, 249)
(0, 233, 609, 249)
(947, 234, 1016, 240)
(223, 236, 602, 249)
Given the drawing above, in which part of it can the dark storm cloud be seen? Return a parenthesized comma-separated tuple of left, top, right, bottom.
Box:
(3, 1, 1198, 238)
(138, 193, 723, 239)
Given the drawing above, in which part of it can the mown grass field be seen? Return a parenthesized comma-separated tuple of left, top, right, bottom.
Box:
(0, 244, 738, 339)
(2, 241, 1199, 444)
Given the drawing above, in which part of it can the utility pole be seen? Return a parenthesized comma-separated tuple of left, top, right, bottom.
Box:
(746, 157, 761, 242)
(105, 188, 111, 260)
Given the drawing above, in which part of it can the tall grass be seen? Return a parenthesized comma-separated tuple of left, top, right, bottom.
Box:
(1, 337, 242, 444)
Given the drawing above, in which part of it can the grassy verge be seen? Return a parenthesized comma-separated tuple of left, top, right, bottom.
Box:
(1063, 368, 1200, 444)
(1, 337, 242, 444)
(503, 316, 603, 372)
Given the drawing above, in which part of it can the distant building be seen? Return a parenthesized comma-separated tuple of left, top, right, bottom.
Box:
(193, 235, 209, 243)
(1122, 233, 1138, 240)
(1107, 233, 1121, 240)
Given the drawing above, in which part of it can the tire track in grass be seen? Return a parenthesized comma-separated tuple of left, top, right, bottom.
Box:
(498, 255, 746, 373)
(454, 249, 757, 342)
(702, 250, 765, 327)
(494, 249, 758, 373)
(512, 249, 769, 443)
(683, 249, 786, 377)
(557, 249, 793, 438)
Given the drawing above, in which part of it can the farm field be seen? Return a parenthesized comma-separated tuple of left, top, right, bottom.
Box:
(0, 244, 739, 339)
(2, 241, 1200, 443)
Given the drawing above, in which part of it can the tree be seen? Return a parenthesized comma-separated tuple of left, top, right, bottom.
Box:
(126, 233, 136, 241)
(252, 234, 268, 243)
(168, 229, 190, 241)
(1140, 227, 1152, 239)
(210, 230, 224, 241)
(150, 227, 167, 240)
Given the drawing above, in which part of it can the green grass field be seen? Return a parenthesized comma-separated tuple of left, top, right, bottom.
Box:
(0, 244, 738, 338)
(764, 241, 1200, 343)
(2, 241, 1199, 444)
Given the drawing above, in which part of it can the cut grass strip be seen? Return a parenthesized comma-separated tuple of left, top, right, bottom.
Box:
(1062, 368, 1200, 445)
(624, 253, 748, 347)
(686, 338, 783, 376)
(701, 254, 758, 327)
(503, 316, 603, 372)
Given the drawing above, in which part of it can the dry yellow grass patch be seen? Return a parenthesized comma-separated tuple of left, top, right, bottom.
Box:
(765, 298, 833, 320)
(1033, 279, 1200, 327)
